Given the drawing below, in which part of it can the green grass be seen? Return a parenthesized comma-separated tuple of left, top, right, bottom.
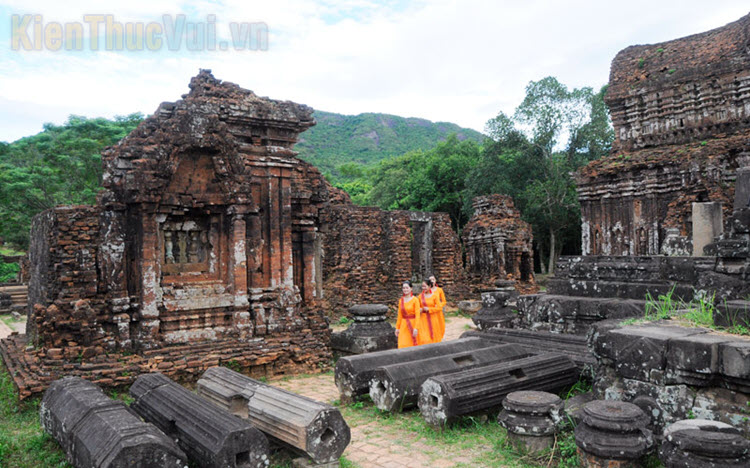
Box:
(338, 397, 583, 467)
(621, 287, 749, 336)
(0, 247, 24, 256)
(0, 365, 70, 468)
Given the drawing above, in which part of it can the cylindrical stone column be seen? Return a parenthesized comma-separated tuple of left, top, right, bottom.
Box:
(497, 391, 564, 454)
(575, 400, 654, 467)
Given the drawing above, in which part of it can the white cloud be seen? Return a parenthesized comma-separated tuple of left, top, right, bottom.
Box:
(1, 0, 748, 141)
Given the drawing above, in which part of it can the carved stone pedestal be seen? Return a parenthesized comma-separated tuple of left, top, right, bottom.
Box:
(330, 304, 396, 355)
(575, 400, 654, 468)
(498, 391, 564, 455)
(659, 419, 750, 467)
(472, 280, 519, 330)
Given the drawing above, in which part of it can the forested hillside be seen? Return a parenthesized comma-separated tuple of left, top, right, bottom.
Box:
(0, 115, 143, 249)
(296, 111, 484, 176)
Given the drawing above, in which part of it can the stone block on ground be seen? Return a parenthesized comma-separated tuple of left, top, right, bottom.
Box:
(575, 400, 654, 467)
(498, 391, 565, 455)
(333, 337, 500, 403)
(461, 328, 595, 374)
(130, 372, 270, 468)
(595, 324, 708, 382)
(40, 376, 186, 468)
(660, 419, 750, 467)
(369, 344, 530, 412)
(330, 304, 396, 355)
(197, 366, 350, 464)
(419, 354, 576, 428)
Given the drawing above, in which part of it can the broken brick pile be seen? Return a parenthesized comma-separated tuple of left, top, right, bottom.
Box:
(577, 13, 750, 255)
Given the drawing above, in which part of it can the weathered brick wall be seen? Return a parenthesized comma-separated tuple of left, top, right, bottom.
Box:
(607, 13, 750, 153)
(462, 195, 536, 292)
(576, 13, 750, 255)
(321, 205, 467, 314)
(27, 206, 104, 351)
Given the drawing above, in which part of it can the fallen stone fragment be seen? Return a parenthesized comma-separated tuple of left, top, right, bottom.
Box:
(330, 304, 396, 355)
(660, 419, 750, 467)
(40, 376, 187, 468)
(575, 400, 654, 467)
(419, 354, 576, 428)
(130, 372, 270, 468)
(334, 337, 500, 403)
(461, 328, 595, 373)
(197, 366, 350, 464)
(498, 391, 565, 454)
(369, 344, 530, 412)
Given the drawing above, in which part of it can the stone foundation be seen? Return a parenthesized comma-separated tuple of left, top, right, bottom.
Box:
(590, 322, 750, 438)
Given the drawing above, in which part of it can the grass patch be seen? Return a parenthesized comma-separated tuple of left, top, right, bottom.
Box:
(340, 397, 583, 467)
(444, 306, 471, 319)
(0, 365, 70, 468)
(0, 247, 24, 256)
(621, 287, 749, 336)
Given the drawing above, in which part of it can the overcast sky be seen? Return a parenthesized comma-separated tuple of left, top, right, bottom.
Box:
(1, 0, 748, 143)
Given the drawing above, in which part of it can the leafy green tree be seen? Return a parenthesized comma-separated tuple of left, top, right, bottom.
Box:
(466, 77, 613, 273)
(0, 114, 143, 249)
(366, 135, 481, 229)
(0, 257, 20, 283)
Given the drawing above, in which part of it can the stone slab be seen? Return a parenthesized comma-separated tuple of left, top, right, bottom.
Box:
(197, 366, 350, 464)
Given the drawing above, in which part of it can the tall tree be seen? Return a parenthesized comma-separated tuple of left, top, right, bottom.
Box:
(467, 77, 613, 273)
(0, 114, 143, 249)
(367, 135, 481, 230)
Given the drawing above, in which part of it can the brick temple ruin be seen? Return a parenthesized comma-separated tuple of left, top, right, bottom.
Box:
(508, 14, 750, 438)
(322, 205, 467, 311)
(577, 12, 750, 256)
(462, 195, 535, 292)
(0, 71, 534, 398)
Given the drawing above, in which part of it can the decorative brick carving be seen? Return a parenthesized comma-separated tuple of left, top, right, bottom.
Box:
(462, 195, 535, 292)
(577, 14, 750, 255)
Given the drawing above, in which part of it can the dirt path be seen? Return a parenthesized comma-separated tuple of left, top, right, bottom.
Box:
(0, 315, 25, 340)
(271, 315, 499, 468)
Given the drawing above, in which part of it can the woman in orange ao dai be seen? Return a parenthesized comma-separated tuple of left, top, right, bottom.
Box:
(395, 280, 421, 348)
(429, 275, 447, 342)
(418, 278, 445, 344)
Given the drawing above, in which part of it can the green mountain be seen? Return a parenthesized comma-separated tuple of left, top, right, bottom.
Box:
(295, 111, 485, 176)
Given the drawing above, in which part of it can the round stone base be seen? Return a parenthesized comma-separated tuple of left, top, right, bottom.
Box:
(577, 448, 638, 468)
(507, 432, 554, 455)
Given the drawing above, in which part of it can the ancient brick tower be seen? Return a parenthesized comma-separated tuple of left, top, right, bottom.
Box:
(576, 13, 750, 255)
(26, 70, 331, 355)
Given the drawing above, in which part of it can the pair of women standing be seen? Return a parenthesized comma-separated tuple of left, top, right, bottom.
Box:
(395, 277, 446, 349)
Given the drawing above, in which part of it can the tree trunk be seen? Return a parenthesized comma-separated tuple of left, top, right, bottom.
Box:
(547, 227, 556, 275)
(536, 241, 547, 275)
